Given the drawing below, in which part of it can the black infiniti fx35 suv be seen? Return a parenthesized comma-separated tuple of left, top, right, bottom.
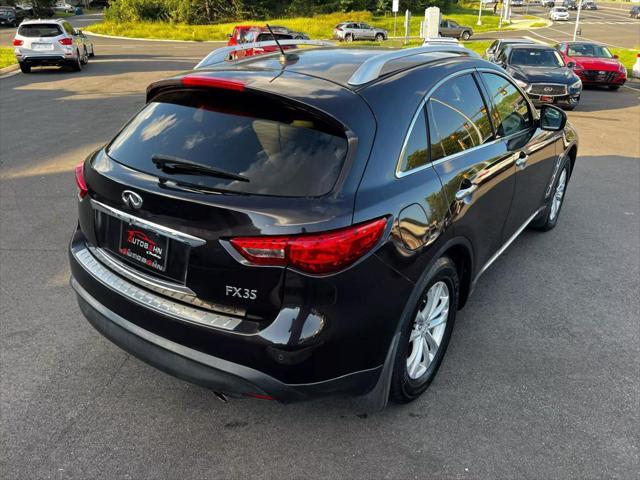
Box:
(69, 43, 578, 409)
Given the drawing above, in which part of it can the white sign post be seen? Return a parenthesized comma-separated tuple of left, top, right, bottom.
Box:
(422, 7, 441, 40)
(477, 0, 483, 26)
(392, 0, 399, 36)
(404, 9, 411, 44)
(573, 0, 583, 40)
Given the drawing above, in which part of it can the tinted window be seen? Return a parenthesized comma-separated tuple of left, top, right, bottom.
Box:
(107, 90, 348, 197)
(398, 109, 429, 173)
(510, 48, 564, 67)
(481, 73, 533, 137)
(427, 74, 493, 162)
(18, 24, 62, 37)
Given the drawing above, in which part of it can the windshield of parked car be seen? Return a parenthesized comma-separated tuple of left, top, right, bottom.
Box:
(107, 89, 348, 197)
(567, 43, 613, 58)
(18, 24, 62, 37)
(510, 48, 565, 67)
(553, 7, 568, 12)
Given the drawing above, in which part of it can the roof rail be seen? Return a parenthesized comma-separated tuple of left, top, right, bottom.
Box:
(195, 39, 337, 69)
(347, 43, 478, 86)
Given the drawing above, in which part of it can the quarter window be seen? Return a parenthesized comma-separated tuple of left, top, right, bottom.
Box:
(427, 74, 494, 162)
(481, 73, 533, 137)
(398, 109, 429, 173)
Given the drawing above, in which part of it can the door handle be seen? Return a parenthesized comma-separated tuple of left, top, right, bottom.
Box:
(455, 183, 478, 201)
(515, 151, 528, 169)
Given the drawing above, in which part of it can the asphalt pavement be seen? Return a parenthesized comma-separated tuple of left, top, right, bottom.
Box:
(0, 12, 639, 480)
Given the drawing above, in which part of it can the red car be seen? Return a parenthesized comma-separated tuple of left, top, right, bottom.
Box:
(227, 25, 295, 59)
(555, 41, 627, 90)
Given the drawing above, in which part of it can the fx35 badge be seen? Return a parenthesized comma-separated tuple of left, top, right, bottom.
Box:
(226, 285, 257, 300)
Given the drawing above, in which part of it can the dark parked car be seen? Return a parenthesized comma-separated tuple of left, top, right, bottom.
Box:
(69, 43, 578, 408)
(484, 38, 535, 62)
(439, 19, 473, 40)
(583, 1, 597, 10)
(0, 5, 17, 27)
(496, 44, 582, 109)
(631, 5, 640, 18)
(563, 0, 577, 9)
(270, 25, 309, 40)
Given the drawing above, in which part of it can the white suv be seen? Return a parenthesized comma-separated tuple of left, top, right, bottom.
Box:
(13, 19, 94, 73)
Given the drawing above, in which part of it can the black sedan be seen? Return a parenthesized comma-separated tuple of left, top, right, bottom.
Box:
(495, 44, 582, 110)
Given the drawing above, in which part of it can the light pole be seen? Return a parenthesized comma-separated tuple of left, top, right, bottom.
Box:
(477, 0, 483, 25)
(573, 0, 583, 41)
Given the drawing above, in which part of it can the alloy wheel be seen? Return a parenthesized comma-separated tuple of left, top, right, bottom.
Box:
(406, 281, 449, 380)
(549, 168, 567, 221)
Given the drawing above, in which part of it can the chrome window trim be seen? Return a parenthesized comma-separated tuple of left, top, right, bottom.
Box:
(396, 67, 539, 178)
(90, 199, 206, 248)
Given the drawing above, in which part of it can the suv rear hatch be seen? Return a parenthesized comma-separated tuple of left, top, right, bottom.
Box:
(16, 23, 66, 56)
(78, 69, 375, 326)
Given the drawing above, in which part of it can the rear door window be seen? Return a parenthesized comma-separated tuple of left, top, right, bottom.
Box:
(427, 74, 494, 162)
(18, 24, 62, 37)
(397, 109, 429, 174)
(107, 89, 349, 197)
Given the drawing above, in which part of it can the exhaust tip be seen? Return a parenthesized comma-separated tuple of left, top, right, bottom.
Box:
(213, 391, 228, 403)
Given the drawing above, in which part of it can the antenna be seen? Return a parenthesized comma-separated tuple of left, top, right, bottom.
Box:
(266, 23, 299, 65)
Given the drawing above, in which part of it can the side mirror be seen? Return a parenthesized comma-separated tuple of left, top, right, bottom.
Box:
(539, 105, 567, 131)
(77, 29, 83, 35)
(613, 54, 619, 59)
(566, 61, 575, 68)
(226, 33, 232, 38)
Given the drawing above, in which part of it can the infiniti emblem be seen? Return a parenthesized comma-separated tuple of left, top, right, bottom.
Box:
(122, 190, 143, 209)
(543, 87, 553, 92)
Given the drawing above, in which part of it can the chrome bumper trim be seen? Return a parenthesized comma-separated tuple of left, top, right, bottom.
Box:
(72, 245, 243, 332)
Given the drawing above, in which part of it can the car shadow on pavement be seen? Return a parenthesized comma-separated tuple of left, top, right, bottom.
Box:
(572, 85, 640, 112)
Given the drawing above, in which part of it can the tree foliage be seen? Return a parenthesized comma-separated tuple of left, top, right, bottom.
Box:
(105, 0, 454, 24)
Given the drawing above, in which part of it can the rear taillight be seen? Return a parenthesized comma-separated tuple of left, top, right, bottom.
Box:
(12, 39, 23, 46)
(181, 75, 246, 91)
(59, 38, 73, 46)
(336, 27, 343, 31)
(75, 162, 88, 199)
(229, 217, 388, 275)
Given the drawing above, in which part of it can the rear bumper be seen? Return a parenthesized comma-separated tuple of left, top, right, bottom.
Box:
(18, 55, 73, 66)
(73, 278, 381, 402)
(68, 226, 405, 402)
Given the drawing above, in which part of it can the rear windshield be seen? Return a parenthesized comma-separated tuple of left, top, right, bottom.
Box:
(18, 24, 62, 37)
(107, 89, 348, 197)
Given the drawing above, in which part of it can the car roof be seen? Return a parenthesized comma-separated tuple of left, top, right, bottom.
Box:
(509, 44, 555, 50)
(218, 47, 473, 89)
(500, 38, 534, 44)
(19, 18, 66, 24)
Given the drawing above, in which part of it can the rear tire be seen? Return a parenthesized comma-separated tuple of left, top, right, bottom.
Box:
(81, 47, 88, 64)
(71, 51, 82, 71)
(19, 62, 31, 73)
(375, 33, 384, 42)
(608, 85, 620, 91)
(89, 46, 95, 57)
(345, 33, 353, 42)
(389, 257, 459, 404)
(461, 30, 471, 40)
(531, 157, 571, 231)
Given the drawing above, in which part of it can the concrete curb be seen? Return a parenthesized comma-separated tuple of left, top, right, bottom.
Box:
(0, 63, 20, 79)
(84, 30, 226, 44)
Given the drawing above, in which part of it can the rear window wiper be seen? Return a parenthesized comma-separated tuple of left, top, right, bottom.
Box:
(151, 154, 249, 183)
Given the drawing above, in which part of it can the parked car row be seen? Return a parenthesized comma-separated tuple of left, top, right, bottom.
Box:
(331, 19, 473, 42)
(484, 37, 628, 110)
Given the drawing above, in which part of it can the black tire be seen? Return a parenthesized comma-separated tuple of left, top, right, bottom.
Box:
(345, 33, 353, 42)
(81, 47, 88, 64)
(461, 30, 471, 40)
(19, 62, 31, 73)
(608, 85, 620, 91)
(375, 33, 384, 42)
(530, 156, 571, 231)
(89, 46, 95, 57)
(389, 256, 459, 404)
(71, 51, 82, 71)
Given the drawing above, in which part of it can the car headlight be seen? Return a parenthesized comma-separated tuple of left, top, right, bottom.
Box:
(570, 79, 582, 90)
(514, 78, 529, 90)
